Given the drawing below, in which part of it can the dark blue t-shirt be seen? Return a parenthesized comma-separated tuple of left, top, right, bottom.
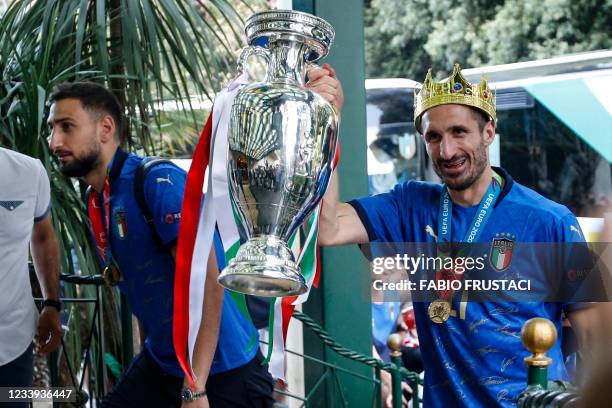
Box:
(350, 168, 589, 407)
(106, 150, 258, 377)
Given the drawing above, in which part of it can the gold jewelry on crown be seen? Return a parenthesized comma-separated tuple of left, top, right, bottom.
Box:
(414, 63, 496, 132)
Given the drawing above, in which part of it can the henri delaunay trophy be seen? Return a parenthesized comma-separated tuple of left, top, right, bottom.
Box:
(217, 10, 339, 297)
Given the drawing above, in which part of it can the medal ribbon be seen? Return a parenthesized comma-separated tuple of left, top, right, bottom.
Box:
(88, 178, 111, 265)
(88, 155, 117, 271)
(434, 171, 503, 301)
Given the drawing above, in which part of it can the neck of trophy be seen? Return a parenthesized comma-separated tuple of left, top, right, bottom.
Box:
(266, 38, 308, 85)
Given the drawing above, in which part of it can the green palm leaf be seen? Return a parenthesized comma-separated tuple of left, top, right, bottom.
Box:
(0, 0, 267, 394)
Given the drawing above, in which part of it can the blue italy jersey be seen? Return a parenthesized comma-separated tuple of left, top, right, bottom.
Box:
(350, 167, 588, 407)
(105, 149, 258, 377)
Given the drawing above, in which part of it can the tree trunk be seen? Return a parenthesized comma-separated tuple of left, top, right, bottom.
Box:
(108, 0, 129, 149)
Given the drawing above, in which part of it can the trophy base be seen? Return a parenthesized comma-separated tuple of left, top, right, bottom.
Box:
(218, 235, 307, 297)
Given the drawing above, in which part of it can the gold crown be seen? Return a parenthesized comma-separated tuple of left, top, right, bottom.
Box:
(414, 63, 496, 132)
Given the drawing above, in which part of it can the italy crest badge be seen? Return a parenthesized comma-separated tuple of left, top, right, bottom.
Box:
(490, 235, 514, 271)
(115, 210, 128, 240)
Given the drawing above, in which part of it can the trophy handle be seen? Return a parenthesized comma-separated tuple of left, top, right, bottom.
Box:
(236, 45, 270, 76)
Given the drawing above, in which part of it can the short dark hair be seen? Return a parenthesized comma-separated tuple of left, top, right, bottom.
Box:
(469, 107, 492, 133)
(49, 82, 123, 137)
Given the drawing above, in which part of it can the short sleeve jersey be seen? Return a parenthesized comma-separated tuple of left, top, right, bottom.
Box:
(0, 148, 51, 364)
(350, 167, 587, 407)
(103, 149, 258, 377)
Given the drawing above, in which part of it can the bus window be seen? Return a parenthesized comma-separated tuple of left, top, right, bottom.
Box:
(462, 51, 612, 218)
(496, 96, 611, 217)
(365, 80, 430, 194)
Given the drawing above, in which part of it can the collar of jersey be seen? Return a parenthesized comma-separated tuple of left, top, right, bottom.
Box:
(108, 148, 129, 185)
(491, 166, 513, 207)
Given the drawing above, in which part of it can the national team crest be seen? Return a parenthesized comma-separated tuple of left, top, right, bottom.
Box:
(490, 235, 514, 271)
(115, 210, 128, 240)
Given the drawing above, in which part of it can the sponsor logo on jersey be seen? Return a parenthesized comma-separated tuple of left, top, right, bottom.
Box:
(164, 212, 181, 224)
(0, 200, 24, 211)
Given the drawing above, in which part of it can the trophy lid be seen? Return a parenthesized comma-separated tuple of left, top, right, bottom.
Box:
(245, 10, 335, 61)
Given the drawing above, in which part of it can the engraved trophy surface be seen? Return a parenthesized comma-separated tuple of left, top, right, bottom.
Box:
(217, 10, 338, 297)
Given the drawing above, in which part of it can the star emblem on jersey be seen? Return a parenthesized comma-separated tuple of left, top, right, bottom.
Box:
(0, 200, 24, 211)
(114, 210, 128, 239)
(490, 233, 515, 271)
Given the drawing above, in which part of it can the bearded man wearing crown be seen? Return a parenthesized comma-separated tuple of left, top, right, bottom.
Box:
(317, 64, 605, 406)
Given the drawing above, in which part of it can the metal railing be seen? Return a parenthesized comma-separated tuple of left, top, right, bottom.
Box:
(517, 318, 581, 407)
(36, 273, 117, 407)
(276, 310, 423, 407)
(40, 273, 577, 408)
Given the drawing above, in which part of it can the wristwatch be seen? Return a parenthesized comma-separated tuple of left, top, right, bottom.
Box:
(42, 299, 61, 312)
(181, 387, 206, 403)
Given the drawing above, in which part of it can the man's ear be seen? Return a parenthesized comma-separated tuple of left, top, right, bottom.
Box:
(99, 114, 116, 143)
(483, 121, 496, 146)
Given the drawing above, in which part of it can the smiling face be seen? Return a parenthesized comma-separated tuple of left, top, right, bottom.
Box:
(48, 98, 104, 178)
(421, 104, 494, 191)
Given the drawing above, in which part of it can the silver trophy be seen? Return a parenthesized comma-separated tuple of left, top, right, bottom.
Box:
(217, 10, 338, 297)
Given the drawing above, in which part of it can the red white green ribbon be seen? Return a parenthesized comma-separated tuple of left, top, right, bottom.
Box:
(174, 75, 338, 385)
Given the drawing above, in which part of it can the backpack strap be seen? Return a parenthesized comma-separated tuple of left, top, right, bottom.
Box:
(134, 156, 175, 249)
(84, 185, 93, 206)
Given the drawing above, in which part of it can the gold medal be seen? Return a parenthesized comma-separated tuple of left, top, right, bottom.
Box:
(103, 264, 122, 286)
(428, 299, 451, 324)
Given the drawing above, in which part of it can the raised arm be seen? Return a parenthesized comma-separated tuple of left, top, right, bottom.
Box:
(318, 171, 369, 246)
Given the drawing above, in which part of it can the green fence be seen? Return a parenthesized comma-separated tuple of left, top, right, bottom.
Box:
(44, 274, 580, 407)
(277, 310, 423, 408)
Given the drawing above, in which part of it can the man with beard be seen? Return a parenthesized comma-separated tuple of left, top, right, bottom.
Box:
(0, 148, 62, 407)
(317, 64, 604, 406)
(47, 82, 274, 407)
(47, 70, 343, 407)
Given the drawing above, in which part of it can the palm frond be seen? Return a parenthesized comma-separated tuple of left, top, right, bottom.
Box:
(0, 0, 268, 394)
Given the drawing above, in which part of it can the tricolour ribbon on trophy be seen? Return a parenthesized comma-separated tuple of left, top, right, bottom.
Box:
(173, 74, 339, 387)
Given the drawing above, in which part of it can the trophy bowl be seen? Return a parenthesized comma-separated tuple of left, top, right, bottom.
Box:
(217, 10, 338, 297)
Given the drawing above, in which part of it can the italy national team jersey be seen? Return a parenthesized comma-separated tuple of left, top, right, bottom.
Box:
(102, 149, 258, 377)
(350, 167, 588, 407)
